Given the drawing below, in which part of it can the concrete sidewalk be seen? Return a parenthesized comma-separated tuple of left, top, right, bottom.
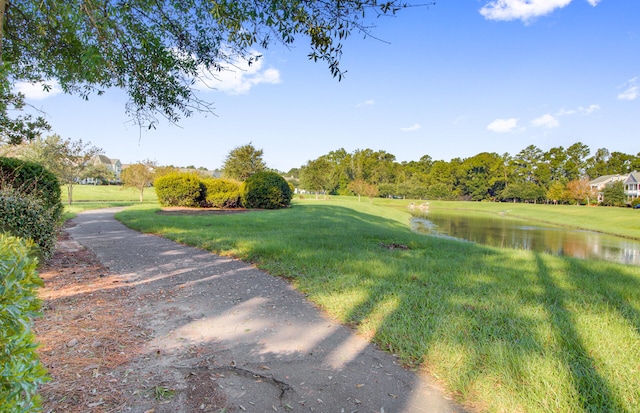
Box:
(68, 208, 467, 413)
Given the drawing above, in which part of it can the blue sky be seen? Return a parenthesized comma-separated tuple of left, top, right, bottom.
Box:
(16, 0, 640, 172)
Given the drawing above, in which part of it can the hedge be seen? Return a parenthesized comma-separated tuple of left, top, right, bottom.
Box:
(202, 178, 241, 208)
(240, 171, 292, 209)
(0, 189, 58, 259)
(0, 234, 48, 412)
(154, 172, 204, 207)
(155, 171, 292, 210)
(0, 157, 62, 222)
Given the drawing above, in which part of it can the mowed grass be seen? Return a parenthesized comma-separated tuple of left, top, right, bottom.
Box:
(116, 197, 640, 413)
(61, 184, 157, 216)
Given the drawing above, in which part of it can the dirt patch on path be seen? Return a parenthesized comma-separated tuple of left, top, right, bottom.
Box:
(35, 226, 229, 412)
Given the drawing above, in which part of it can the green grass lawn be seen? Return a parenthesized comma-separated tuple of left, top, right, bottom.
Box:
(115, 197, 640, 413)
(62, 184, 158, 202)
(61, 184, 157, 216)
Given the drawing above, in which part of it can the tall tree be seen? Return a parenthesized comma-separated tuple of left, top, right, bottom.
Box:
(585, 147, 610, 178)
(1, 0, 416, 143)
(512, 145, 543, 183)
(222, 143, 266, 181)
(426, 160, 457, 188)
(459, 152, 501, 201)
(369, 150, 397, 184)
(564, 142, 590, 181)
(300, 157, 333, 199)
(490, 152, 513, 192)
(402, 155, 432, 184)
(350, 148, 376, 182)
(321, 148, 351, 194)
(543, 146, 568, 183)
(606, 152, 635, 174)
(15, 134, 102, 204)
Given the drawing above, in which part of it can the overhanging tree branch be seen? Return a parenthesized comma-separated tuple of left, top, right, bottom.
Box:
(1, 0, 428, 143)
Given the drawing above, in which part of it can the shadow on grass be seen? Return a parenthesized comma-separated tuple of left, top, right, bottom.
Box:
(569, 258, 640, 338)
(534, 254, 628, 412)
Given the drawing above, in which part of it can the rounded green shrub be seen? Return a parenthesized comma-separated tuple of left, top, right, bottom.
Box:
(0, 157, 63, 222)
(154, 172, 204, 207)
(0, 189, 58, 259)
(0, 234, 49, 412)
(203, 178, 241, 208)
(240, 171, 292, 209)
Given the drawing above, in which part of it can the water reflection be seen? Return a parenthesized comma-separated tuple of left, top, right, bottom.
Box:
(411, 210, 640, 265)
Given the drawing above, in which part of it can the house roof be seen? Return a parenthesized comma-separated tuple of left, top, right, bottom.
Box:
(93, 154, 112, 165)
(589, 174, 628, 185)
(625, 171, 640, 184)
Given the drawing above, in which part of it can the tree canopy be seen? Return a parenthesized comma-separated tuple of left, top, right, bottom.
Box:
(5, 134, 103, 204)
(121, 160, 156, 201)
(602, 181, 626, 207)
(222, 143, 266, 181)
(294, 143, 639, 205)
(0, 0, 415, 143)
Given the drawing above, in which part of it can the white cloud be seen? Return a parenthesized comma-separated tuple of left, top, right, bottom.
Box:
(400, 123, 421, 132)
(356, 99, 375, 108)
(578, 104, 600, 114)
(487, 118, 518, 133)
(529, 104, 599, 129)
(555, 104, 599, 117)
(193, 53, 281, 95)
(479, 0, 600, 23)
(14, 81, 62, 100)
(618, 77, 639, 101)
(531, 113, 559, 128)
(555, 108, 576, 116)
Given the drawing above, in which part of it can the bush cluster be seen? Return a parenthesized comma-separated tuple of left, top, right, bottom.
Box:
(0, 157, 62, 259)
(0, 235, 49, 412)
(155, 171, 292, 210)
(0, 157, 63, 221)
(202, 178, 241, 208)
(241, 171, 292, 209)
(0, 188, 58, 259)
(154, 172, 204, 207)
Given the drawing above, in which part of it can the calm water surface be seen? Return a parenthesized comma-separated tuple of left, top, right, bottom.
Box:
(411, 209, 640, 265)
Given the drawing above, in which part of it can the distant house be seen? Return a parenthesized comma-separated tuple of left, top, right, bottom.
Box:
(624, 171, 640, 201)
(81, 155, 123, 184)
(589, 174, 628, 203)
(589, 172, 640, 203)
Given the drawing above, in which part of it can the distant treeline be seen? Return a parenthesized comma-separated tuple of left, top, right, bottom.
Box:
(288, 143, 638, 203)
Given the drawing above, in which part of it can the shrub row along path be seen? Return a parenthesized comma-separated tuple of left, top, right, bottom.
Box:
(61, 208, 466, 413)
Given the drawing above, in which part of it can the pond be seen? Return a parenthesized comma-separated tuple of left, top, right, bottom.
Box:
(410, 209, 640, 265)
